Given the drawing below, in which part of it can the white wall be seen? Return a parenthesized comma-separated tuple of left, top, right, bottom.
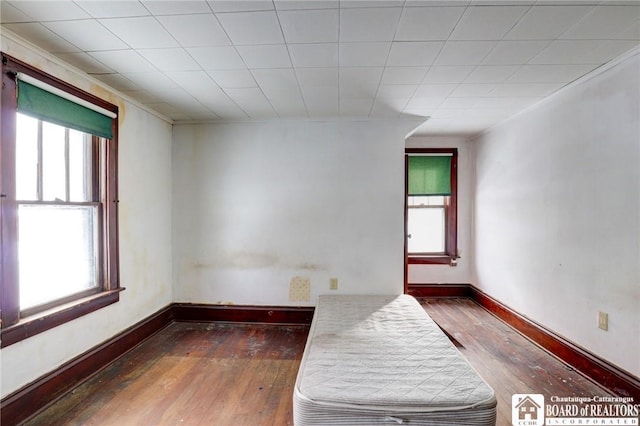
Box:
(473, 51, 640, 377)
(1, 35, 174, 398)
(405, 136, 474, 284)
(172, 119, 421, 305)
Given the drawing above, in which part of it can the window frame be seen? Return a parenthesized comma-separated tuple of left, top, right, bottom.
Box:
(1, 53, 121, 348)
(404, 148, 458, 266)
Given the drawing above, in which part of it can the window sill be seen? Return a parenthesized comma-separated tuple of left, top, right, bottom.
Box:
(408, 256, 458, 266)
(1, 288, 124, 348)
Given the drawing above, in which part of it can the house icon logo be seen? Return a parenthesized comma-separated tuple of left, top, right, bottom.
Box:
(512, 394, 544, 425)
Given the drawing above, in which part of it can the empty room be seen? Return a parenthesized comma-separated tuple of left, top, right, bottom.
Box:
(1, 1, 639, 425)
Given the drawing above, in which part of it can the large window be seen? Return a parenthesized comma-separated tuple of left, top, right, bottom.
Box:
(1, 53, 120, 347)
(405, 148, 458, 265)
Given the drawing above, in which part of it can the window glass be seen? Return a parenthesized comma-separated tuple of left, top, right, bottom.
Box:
(18, 204, 99, 310)
(16, 114, 38, 201)
(408, 195, 445, 254)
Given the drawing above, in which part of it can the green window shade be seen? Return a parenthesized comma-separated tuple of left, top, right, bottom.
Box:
(17, 80, 113, 139)
(408, 156, 451, 196)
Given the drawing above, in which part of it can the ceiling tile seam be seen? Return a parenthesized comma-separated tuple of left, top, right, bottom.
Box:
(369, 1, 408, 117)
(255, 6, 306, 119)
(204, 7, 254, 119)
(148, 4, 245, 119)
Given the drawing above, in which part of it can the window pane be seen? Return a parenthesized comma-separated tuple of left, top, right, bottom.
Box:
(42, 121, 67, 201)
(18, 204, 99, 310)
(16, 113, 39, 201)
(69, 131, 92, 202)
(408, 207, 445, 253)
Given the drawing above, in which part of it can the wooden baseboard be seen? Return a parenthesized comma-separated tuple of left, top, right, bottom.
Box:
(407, 283, 471, 298)
(0, 304, 174, 426)
(469, 286, 640, 400)
(0, 303, 314, 425)
(172, 303, 315, 325)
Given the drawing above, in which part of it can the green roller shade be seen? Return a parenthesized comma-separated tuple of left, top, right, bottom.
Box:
(408, 156, 451, 196)
(17, 80, 113, 139)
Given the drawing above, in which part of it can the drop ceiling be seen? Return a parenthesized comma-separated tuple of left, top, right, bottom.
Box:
(2, 0, 639, 136)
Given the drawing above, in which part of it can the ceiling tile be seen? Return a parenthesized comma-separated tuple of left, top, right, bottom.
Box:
(507, 64, 594, 83)
(450, 84, 496, 97)
(505, 5, 595, 40)
(395, 7, 465, 41)
(141, 1, 211, 15)
(93, 74, 140, 92)
(224, 88, 277, 118)
(560, 5, 640, 39)
(275, 1, 339, 10)
(376, 84, 417, 99)
(3, 23, 80, 53)
(56, 52, 115, 74)
(341, 1, 404, 8)
(340, 42, 391, 67)
(530, 40, 639, 65)
(269, 95, 307, 117)
(8, 1, 90, 21)
(99, 17, 179, 48)
(89, 50, 156, 73)
(340, 98, 374, 116)
(278, 9, 339, 43)
(490, 83, 563, 97)
(422, 66, 474, 83)
(370, 99, 406, 117)
(481, 40, 549, 65)
(216, 11, 283, 45)
(295, 68, 339, 87)
(187, 46, 246, 69)
(380, 67, 428, 85)
(43, 20, 128, 51)
(288, 43, 339, 68)
(236, 45, 292, 69)
(438, 97, 480, 109)
(1, 2, 33, 23)
(405, 97, 446, 110)
(207, 1, 274, 13)
(252, 68, 301, 99)
(339, 7, 402, 42)
(75, 1, 150, 18)
(121, 71, 184, 92)
(387, 41, 443, 66)
(339, 67, 383, 98)
(207, 69, 257, 88)
(157, 14, 230, 47)
(137, 48, 201, 71)
(464, 65, 519, 83)
(300, 85, 338, 104)
(164, 70, 228, 100)
(434, 41, 497, 65)
(449, 6, 529, 40)
(414, 84, 458, 97)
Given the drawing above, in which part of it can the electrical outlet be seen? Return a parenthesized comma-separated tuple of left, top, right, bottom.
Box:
(598, 311, 608, 331)
(329, 277, 338, 290)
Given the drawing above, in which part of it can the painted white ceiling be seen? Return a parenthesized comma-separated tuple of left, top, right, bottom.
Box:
(2, 0, 639, 135)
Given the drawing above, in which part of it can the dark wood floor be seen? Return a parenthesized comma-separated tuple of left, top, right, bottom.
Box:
(25, 298, 611, 426)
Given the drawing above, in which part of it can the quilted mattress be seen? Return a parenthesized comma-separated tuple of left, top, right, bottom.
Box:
(293, 295, 496, 425)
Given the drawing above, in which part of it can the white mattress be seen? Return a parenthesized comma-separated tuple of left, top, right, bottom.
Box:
(293, 295, 496, 425)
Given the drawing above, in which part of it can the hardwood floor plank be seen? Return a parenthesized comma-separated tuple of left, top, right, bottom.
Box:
(25, 300, 617, 426)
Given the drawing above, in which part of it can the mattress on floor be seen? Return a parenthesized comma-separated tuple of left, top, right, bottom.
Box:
(293, 294, 496, 425)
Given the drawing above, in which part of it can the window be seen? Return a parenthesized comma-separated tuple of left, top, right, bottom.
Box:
(1, 53, 120, 347)
(405, 148, 457, 265)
